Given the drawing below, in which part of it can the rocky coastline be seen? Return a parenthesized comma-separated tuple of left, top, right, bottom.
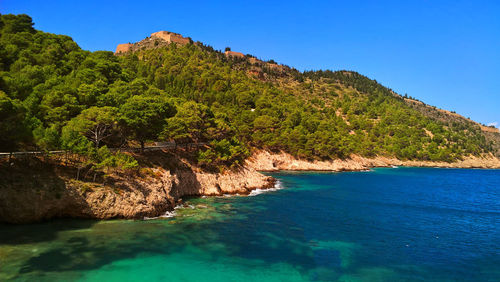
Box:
(1, 150, 499, 224)
(247, 150, 500, 171)
(0, 153, 275, 224)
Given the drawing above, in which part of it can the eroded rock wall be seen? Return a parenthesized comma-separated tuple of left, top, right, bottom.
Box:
(246, 150, 500, 171)
(0, 157, 274, 224)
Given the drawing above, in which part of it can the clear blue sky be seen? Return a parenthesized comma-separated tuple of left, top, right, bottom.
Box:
(3, 0, 499, 127)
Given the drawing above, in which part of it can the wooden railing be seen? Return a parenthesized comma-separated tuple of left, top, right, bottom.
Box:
(0, 143, 207, 159)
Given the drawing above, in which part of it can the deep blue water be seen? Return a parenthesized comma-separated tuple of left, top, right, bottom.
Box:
(1, 167, 499, 281)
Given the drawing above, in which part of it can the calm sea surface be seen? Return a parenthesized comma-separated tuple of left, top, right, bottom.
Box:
(1, 167, 499, 281)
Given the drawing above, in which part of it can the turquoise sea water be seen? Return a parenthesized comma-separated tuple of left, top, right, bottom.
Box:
(1, 167, 499, 281)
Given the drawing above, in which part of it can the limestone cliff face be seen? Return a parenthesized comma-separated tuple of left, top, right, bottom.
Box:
(246, 150, 500, 171)
(246, 150, 394, 171)
(398, 155, 500, 169)
(170, 167, 275, 198)
(0, 158, 274, 224)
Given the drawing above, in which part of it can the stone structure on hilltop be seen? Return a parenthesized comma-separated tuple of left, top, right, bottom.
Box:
(115, 31, 190, 55)
(225, 50, 245, 58)
(150, 31, 190, 45)
(115, 43, 133, 54)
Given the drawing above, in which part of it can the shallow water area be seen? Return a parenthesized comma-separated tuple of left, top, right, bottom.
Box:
(1, 167, 499, 281)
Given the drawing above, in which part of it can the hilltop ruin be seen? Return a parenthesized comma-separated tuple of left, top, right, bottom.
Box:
(115, 30, 191, 54)
(113, 30, 294, 81)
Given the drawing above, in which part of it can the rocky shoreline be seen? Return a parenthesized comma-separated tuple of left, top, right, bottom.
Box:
(1, 150, 499, 224)
(246, 150, 500, 171)
(0, 154, 275, 224)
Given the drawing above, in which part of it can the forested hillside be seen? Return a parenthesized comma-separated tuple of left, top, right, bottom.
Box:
(1, 14, 497, 171)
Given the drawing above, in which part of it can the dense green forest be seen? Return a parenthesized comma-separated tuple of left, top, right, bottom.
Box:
(0, 14, 495, 170)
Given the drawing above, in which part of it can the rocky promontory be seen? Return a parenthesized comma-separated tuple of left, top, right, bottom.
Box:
(0, 152, 274, 224)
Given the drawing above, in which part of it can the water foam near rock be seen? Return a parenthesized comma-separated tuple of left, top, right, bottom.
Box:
(249, 180, 284, 196)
